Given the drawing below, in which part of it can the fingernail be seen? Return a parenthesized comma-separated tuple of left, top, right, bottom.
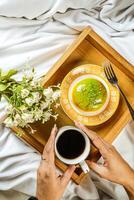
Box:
(53, 124, 57, 131)
(54, 124, 56, 128)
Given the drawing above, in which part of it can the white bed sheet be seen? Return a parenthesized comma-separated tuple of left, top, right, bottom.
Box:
(0, 0, 134, 199)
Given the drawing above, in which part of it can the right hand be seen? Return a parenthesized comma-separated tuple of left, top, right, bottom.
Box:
(75, 122, 134, 188)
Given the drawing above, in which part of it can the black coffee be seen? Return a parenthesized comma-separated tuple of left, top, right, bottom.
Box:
(56, 129, 86, 159)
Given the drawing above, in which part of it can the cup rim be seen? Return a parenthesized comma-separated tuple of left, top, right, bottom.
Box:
(55, 126, 90, 165)
(68, 74, 110, 116)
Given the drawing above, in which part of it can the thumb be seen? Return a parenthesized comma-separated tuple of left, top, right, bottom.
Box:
(87, 160, 105, 177)
(61, 165, 76, 187)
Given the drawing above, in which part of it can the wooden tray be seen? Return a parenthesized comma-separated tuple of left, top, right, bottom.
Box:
(12, 27, 134, 184)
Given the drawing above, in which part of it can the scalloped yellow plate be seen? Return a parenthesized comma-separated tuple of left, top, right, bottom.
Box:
(60, 64, 120, 126)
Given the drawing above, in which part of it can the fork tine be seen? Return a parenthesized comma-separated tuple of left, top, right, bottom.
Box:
(109, 64, 117, 80)
(104, 67, 109, 79)
(104, 67, 107, 77)
(105, 66, 111, 79)
(107, 65, 113, 79)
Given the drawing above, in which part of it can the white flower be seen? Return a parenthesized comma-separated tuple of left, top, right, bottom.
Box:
(25, 97, 34, 106)
(30, 79, 41, 88)
(52, 90, 61, 100)
(4, 117, 14, 127)
(30, 80, 37, 88)
(15, 114, 21, 121)
(6, 104, 13, 112)
(34, 110, 43, 121)
(12, 120, 19, 127)
(43, 88, 53, 99)
(19, 105, 27, 111)
(40, 102, 49, 110)
(32, 92, 41, 103)
(43, 111, 51, 121)
(18, 121, 26, 128)
(53, 114, 58, 120)
(55, 103, 60, 108)
(21, 89, 29, 98)
(21, 113, 34, 123)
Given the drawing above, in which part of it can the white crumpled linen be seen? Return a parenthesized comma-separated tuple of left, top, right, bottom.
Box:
(0, 0, 134, 199)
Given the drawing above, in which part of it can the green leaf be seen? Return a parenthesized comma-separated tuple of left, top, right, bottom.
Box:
(1, 69, 17, 81)
(0, 83, 8, 91)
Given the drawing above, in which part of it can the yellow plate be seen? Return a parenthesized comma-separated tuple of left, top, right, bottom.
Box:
(60, 64, 120, 126)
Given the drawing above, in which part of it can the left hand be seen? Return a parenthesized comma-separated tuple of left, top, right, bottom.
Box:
(36, 124, 76, 200)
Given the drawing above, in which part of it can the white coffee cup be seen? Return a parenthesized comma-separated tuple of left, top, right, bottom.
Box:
(55, 126, 90, 173)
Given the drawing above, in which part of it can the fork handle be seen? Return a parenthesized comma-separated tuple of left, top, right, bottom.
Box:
(116, 84, 134, 120)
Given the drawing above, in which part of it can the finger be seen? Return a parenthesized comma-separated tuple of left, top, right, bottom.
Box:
(87, 160, 105, 177)
(43, 124, 58, 162)
(75, 121, 109, 157)
(61, 165, 76, 187)
(43, 124, 57, 154)
(75, 121, 97, 140)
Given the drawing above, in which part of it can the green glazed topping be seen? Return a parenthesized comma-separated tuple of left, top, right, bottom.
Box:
(72, 78, 107, 112)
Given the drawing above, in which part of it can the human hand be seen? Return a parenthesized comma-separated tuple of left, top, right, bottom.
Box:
(36, 124, 76, 200)
(75, 122, 134, 188)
